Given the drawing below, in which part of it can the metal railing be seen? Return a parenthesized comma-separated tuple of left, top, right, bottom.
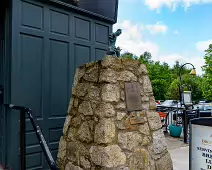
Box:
(156, 105, 200, 144)
(5, 104, 60, 170)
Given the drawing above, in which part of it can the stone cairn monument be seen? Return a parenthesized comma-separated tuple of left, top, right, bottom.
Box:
(57, 56, 173, 170)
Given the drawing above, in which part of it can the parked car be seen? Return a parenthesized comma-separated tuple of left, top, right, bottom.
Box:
(161, 100, 180, 107)
(173, 103, 212, 124)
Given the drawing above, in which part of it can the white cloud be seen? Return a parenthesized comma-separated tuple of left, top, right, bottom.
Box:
(113, 20, 205, 75)
(145, 0, 212, 10)
(113, 20, 159, 57)
(196, 40, 212, 52)
(146, 22, 168, 34)
(158, 54, 204, 75)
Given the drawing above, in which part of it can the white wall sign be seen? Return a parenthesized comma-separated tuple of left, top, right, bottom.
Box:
(191, 124, 212, 170)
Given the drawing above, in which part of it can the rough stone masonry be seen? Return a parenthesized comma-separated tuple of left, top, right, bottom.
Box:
(57, 56, 173, 170)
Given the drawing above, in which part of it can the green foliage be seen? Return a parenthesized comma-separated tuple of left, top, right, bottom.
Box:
(119, 50, 204, 101)
(199, 44, 212, 100)
(120, 52, 134, 59)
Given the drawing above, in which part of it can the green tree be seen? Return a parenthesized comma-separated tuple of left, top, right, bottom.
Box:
(120, 52, 134, 59)
(199, 44, 212, 100)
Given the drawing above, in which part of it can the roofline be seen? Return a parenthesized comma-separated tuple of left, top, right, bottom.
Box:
(38, 0, 118, 24)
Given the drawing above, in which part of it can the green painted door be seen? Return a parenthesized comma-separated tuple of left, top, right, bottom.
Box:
(0, 6, 9, 167)
(8, 0, 111, 169)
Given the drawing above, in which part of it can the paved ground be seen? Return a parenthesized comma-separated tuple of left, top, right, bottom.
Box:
(166, 135, 189, 170)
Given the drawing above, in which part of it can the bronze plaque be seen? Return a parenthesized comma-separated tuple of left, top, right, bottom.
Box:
(125, 82, 142, 111)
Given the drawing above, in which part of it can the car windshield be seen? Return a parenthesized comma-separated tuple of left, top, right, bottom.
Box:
(161, 100, 173, 106)
(204, 105, 212, 110)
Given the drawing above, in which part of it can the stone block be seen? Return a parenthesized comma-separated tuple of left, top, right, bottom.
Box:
(94, 118, 116, 144)
(143, 76, 153, 92)
(138, 64, 148, 75)
(116, 111, 126, 120)
(153, 129, 167, 154)
(139, 123, 150, 135)
(117, 71, 137, 82)
(155, 152, 173, 170)
(95, 102, 116, 118)
(78, 101, 93, 116)
(77, 121, 93, 143)
(83, 66, 99, 82)
(90, 145, 126, 168)
(102, 84, 120, 102)
(118, 132, 143, 151)
(57, 136, 67, 160)
(63, 115, 71, 135)
(65, 162, 83, 170)
(99, 68, 118, 83)
(101, 56, 123, 70)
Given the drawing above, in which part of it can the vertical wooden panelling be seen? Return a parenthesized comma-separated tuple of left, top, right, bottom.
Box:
(9, 0, 112, 169)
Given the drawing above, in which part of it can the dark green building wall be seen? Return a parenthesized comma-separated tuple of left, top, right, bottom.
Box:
(2, 0, 113, 169)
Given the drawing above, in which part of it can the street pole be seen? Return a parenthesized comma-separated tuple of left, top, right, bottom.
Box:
(179, 63, 196, 144)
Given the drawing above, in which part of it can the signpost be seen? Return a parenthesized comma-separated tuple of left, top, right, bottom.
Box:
(189, 118, 212, 170)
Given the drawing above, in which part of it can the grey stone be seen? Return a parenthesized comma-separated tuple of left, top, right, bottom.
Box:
(67, 127, 77, 141)
(138, 77, 143, 84)
(142, 102, 150, 110)
(90, 145, 126, 168)
(118, 132, 143, 151)
(71, 116, 81, 128)
(66, 141, 89, 163)
(63, 115, 71, 135)
(155, 152, 173, 170)
(88, 120, 95, 131)
(116, 121, 127, 130)
(73, 98, 79, 107)
(94, 119, 116, 144)
(139, 123, 150, 135)
(77, 121, 93, 143)
(129, 150, 148, 170)
(78, 101, 93, 116)
(65, 162, 83, 170)
(102, 84, 120, 102)
(142, 96, 149, 102)
(57, 136, 67, 160)
(67, 98, 73, 114)
(142, 136, 150, 146)
(95, 103, 116, 118)
(138, 64, 148, 75)
(149, 96, 157, 110)
(120, 91, 125, 101)
(101, 56, 123, 70)
(117, 71, 137, 82)
(99, 68, 118, 83)
(86, 86, 101, 101)
(73, 67, 85, 86)
(116, 112, 126, 120)
(115, 102, 126, 110)
(80, 156, 91, 169)
(83, 67, 99, 82)
(72, 83, 91, 97)
(143, 76, 153, 92)
(146, 111, 162, 130)
(121, 58, 139, 71)
(153, 129, 168, 154)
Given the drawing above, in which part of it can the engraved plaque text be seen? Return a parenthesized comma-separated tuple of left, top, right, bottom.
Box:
(125, 82, 142, 111)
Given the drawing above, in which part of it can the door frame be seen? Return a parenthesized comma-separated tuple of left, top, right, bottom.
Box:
(0, 2, 12, 169)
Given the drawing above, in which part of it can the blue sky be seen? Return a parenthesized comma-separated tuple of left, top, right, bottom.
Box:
(113, 0, 212, 75)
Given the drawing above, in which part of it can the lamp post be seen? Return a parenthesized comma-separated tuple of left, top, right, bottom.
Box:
(179, 63, 196, 106)
(179, 63, 196, 144)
